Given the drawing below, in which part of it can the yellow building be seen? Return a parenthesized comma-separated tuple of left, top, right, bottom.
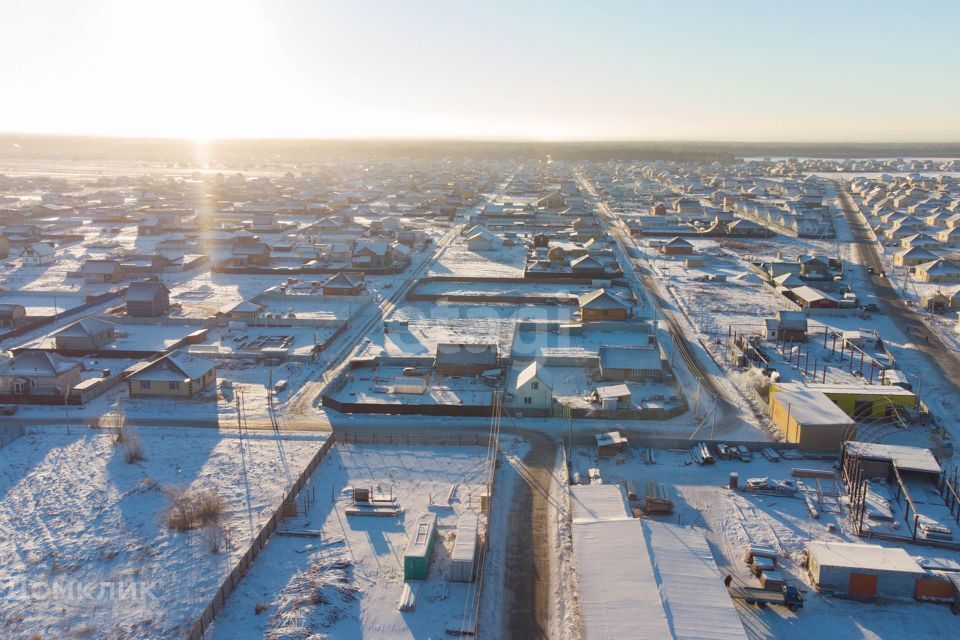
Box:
(768, 384, 857, 451)
(127, 352, 216, 398)
(804, 382, 917, 419)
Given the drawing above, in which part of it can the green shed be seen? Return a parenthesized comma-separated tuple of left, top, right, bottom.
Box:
(404, 512, 438, 581)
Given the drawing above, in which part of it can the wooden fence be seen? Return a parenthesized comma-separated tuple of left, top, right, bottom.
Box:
(184, 435, 336, 640)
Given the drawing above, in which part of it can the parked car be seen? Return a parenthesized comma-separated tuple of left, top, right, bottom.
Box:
(737, 445, 752, 462)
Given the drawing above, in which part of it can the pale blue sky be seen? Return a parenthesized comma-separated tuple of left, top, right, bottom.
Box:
(1, 0, 958, 140)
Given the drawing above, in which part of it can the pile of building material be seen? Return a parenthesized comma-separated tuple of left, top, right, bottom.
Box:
(744, 546, 780, 577)
(744, 477, 798, 496)
(691, 442, 715, 465)
(398, 582, 418, 612)
(918, 517, 954, 541)
(345, 485, 401, 517)
(643, 481, 674, 515)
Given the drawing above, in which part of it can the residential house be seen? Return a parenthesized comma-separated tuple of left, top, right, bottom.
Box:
(0, 303, 26, 328)
(321, 272, 364, 296)
(900, 233, 939, 250)
(0, 351, 82, 396)
(434, 343, 498, 376)
(920, 288, 960, 313)
(219, 299, 265, 320)
(127, 352, 216, 398)
(19, 242, 55, 265)
(578, 288, 628, 322)
(514, 361, 554, 410)
(915, 259, 960, 284)
(659, 237, 694, 255)
(231, 241, 271, 266)
(538, 191, 566, 210)
(936, 226, 960, 245)
(799, 256, 831, 279)
(465, 231, 494, 252)
(598, 345, 664, 381)
(81, 259, 122, 283)
(3, 224, 41, 244)
(125, 280, 171, 317)
(569, 255, 606, 275)
(893, 247, 937, 267)
(785, 286, 841, 309)
(352, 241, 392, 269)
(53, 317, 115, 351)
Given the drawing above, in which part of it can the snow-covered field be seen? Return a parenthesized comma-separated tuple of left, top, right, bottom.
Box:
(428, 242, 527, 278)
(0, 426, 325, 638)
(363, 301, 574, 358)
(208, 443, 490, 640)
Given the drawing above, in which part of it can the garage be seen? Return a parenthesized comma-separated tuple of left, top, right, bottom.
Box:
(806, 542, 926, 600)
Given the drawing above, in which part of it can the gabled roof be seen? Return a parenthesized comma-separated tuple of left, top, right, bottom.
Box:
(578, 288, 628, 310)
(82, 259, 121, 274)
(570, 255, 604, 270)
(517, 361, 553, 390)
(126, 280, 170, 302)
(322, 272, 363, 289)
(663, 236, 693, 247)
(129, 352, 215, 382)
(916, 259, 960, 274)
(53, 317, 114, 339)
(0, 351, 80, 376)
(434, 343, 498, 366)
(21, 242, 54, 256)
(354, 240, 389, 256)
(220, 299, 264, 315)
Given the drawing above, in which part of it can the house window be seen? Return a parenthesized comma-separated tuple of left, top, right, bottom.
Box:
(169, 381, 180, 391)
(531, 381, 539, 390)
(141, 381, 150, 390)
(12, 382, 25, 395)
(523, 397, 532, 405)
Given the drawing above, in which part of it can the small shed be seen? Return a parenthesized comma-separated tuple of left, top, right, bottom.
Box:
(592, 383, 632, 411)
(775, 311, 808, 341)
(392, 376, 427, 394)
(404, 512, 438, 581)
(450, 513, 479, 583)
(596, 431, 628, 458)
(806, 542, 926, 600)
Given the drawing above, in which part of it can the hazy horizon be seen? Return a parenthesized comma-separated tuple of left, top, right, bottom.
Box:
(3, 0, 960, 142)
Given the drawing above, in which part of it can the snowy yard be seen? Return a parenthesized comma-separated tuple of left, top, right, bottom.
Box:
(208, 443, 490, 640)
(427, 242, 527, 278)
(0, 426, 325, 638)
(333, 365, 494, 407)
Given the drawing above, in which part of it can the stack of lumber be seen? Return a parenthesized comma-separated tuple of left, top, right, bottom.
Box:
(643, 481, 674, 515)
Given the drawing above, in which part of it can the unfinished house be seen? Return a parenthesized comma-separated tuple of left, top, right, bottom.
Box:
(125, 280, 170, 317)
(434, 343, 498, 376)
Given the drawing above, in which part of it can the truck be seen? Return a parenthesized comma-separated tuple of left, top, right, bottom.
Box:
(724, 575, 804, 612)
